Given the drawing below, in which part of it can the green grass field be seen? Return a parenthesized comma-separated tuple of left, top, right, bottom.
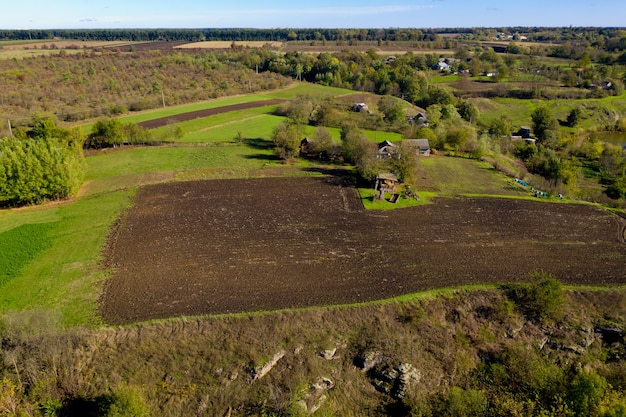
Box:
(0, 190, 133, 326)
(416, 156, 528, 197)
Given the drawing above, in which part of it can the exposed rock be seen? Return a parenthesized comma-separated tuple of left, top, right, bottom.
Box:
(297, 377, 335, 414)
(354, 350, 384, 371)
(320, 347, 337, 360)
(595, 327, 624, 344)
(370, 363, 421, 400)
(562, 344, 587, 355)
(251, 350, 285, 381)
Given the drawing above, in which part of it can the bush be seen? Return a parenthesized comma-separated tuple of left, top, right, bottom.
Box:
(568, 371, 607, 416)
(510, 271, 565, 321)
(102, 385, 150, 417)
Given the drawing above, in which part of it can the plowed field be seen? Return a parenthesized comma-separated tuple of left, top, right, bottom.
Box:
(100, 176, 626, 325)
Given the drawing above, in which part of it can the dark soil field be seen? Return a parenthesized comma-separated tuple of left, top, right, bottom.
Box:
(136, 98, 285, 129)
(100, 176, 626, 325)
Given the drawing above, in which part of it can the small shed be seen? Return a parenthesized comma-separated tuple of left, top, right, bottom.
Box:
(375, 173, 398, 193)
(354, 102, 370, 113)
(517, 126, 532, 138)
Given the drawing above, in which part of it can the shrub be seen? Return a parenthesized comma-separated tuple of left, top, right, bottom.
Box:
(568, 370, 608, 416)
(510, 271, 565, 321)
(102, 385, 150, 417)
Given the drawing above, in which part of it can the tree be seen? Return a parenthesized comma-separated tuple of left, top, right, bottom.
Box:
(568, 371, 607, 416)
(340, 123, 378, 180)
(531, 106, 559, 143)
(89, 118, 125, 148)
(378, 95, 405, 124)
(0, 136, 85, 206)
(271, 122, 301, 160)
(566, 107, 583, 127)
(311, 126, 336, 160)
(285, 95, 314, 125)
(527, 147, 564, 185)
(456, 100, 479, 124)
(511, 271, 564, 321)
(389, 142, 418, 184)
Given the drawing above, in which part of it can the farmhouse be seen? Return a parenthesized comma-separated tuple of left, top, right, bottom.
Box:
(408, 112, 428, 127)
(377, 140, 397, 159)
(403, 139, 431, 156)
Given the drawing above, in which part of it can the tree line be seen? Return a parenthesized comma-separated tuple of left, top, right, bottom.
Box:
(2, 27, 626, 49)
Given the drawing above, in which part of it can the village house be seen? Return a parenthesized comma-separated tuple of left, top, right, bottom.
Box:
(377, 140, 397, 159)
(403, 139, 431, 156)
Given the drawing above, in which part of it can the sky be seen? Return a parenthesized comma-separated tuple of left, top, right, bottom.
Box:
(2, 0, 625, 30)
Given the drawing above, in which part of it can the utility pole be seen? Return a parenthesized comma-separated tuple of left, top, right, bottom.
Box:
(7, 119, 13, 136)
(161, 90, 165, 108)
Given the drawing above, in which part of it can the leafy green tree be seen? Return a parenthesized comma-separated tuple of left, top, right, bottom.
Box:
(527, 147, 564, 184)
(89, 118, 125, 148)
(566, 107, 583, 127)
(456, 100, 479, 124)
(0, 136, 85, 206)
(423, 86, 455, 107)
(340, 123, 378, 180)
(446, 387, 488, 417)
(102, 384, 150, 417)
(531, 106, 559, 143)
(286, 95, 314, 125)
(271, 122, 301, 160)
(442, 121, 477, 151)
(512, 271, 564, 321)
(378, 95, 405, 124)
(488, 116, 513, 137)
(389, 142, 418, 184)
(311, 126, 336, 160)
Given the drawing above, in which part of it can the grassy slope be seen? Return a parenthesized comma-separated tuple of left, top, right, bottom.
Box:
(0, 190, 133, 326)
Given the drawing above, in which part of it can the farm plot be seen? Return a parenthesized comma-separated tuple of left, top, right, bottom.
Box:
(100, 177, 626, 325)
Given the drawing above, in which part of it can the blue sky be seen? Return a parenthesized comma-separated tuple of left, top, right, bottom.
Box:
(2, 0, 625, 29)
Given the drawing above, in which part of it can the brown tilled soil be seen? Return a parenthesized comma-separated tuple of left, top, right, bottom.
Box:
(136, 99, 285, 130)
(100, 176, 626, 325)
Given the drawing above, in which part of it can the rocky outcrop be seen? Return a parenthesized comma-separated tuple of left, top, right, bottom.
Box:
(370, 363, 421, 400)
(297, 377, 335, 414)
(251, 350, 285, 381)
